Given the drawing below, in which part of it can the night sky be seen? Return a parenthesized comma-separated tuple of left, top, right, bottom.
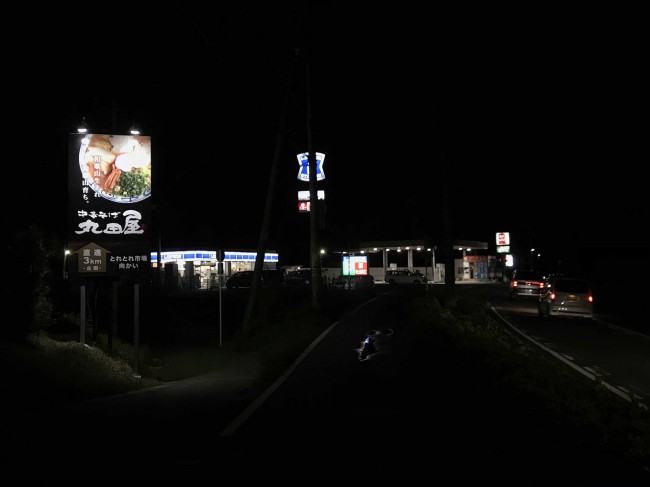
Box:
(8, 2, 646, 270)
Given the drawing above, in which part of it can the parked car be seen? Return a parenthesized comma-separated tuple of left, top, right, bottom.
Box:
(538, 276, 593, 320)
(330, 274, 375, 291)
(384, 269, 427, 286)
(224, 269, 285, 289)
(509, 269, 546, 300)
(262, 268, 286, 286)
(225, 271, 255, 289)
(285, 268, 313, 286)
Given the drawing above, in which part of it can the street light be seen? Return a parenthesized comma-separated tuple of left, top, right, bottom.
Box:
(63, 249, 71, 278)
(530, 248, 535, 270)
(77, 117, 88, 134)
(426, 247, 436, 286)
(320, 249, 326, 287)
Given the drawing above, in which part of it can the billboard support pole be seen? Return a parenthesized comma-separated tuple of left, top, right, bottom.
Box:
(133, 282, 140, 378)
(80, 281, 86, 345)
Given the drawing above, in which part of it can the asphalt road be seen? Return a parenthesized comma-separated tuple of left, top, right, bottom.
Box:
(464, 282, 650, 406)
(4, 285, 649, 486)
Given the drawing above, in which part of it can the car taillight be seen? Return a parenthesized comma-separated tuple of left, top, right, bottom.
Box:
(536, 281, 544, 289)
(513, 281, 519, 287)
(588, 295, 593, 303)
(550, 291, 556, 301)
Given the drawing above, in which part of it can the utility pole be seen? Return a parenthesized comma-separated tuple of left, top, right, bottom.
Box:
(242, 52, 297, 334)
(304, 43, 321, 309)
(441, 131, 456, 308)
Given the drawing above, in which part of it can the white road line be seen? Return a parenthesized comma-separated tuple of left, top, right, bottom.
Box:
(489, 305, 634, 404)
(220, 297, 378, 437)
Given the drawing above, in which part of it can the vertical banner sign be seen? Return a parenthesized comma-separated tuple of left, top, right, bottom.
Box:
(67, 133, 153, 279)
(296, 152, 325, 181)
(297, 190, 325, 213)
(496, 231, 511, 254)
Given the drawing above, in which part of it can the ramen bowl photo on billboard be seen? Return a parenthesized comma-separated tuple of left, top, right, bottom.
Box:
(79, 133, 152, 203)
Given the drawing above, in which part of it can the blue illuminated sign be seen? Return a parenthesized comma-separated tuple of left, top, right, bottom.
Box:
(151, 250, 278, 263)
(297, 152, 325, 182)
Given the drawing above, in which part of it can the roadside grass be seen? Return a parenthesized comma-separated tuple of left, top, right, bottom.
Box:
(1, 332, 159, 416)
(408, 291, 650, 472)
(0, 286, 374, 416)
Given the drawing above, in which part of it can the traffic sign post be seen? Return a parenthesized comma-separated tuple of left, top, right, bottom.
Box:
(217, 250, 224, 347)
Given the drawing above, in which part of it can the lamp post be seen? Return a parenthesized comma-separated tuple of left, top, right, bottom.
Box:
(320, 249, 326, 287)
(63, 249, 71, 279)
(428, 247, 436, 285)
(530, 248, 535, 270)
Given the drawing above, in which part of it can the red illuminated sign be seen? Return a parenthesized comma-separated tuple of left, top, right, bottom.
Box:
(496, 232, 510, 245)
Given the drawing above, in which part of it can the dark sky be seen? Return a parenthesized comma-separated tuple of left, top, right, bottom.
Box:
(8, 2, 647, 269)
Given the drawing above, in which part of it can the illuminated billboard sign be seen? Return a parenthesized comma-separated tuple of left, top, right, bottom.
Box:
(298, 190, 325, 213)
(342, 255, 368, 276)
(496, 232, 510, 246)
(67, 133, 153, 277)
(297, 152, 325, 182)
(297, 190, 325, 201)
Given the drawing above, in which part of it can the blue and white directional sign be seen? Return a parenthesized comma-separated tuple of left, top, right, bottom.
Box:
(297, 152, 325, 182)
